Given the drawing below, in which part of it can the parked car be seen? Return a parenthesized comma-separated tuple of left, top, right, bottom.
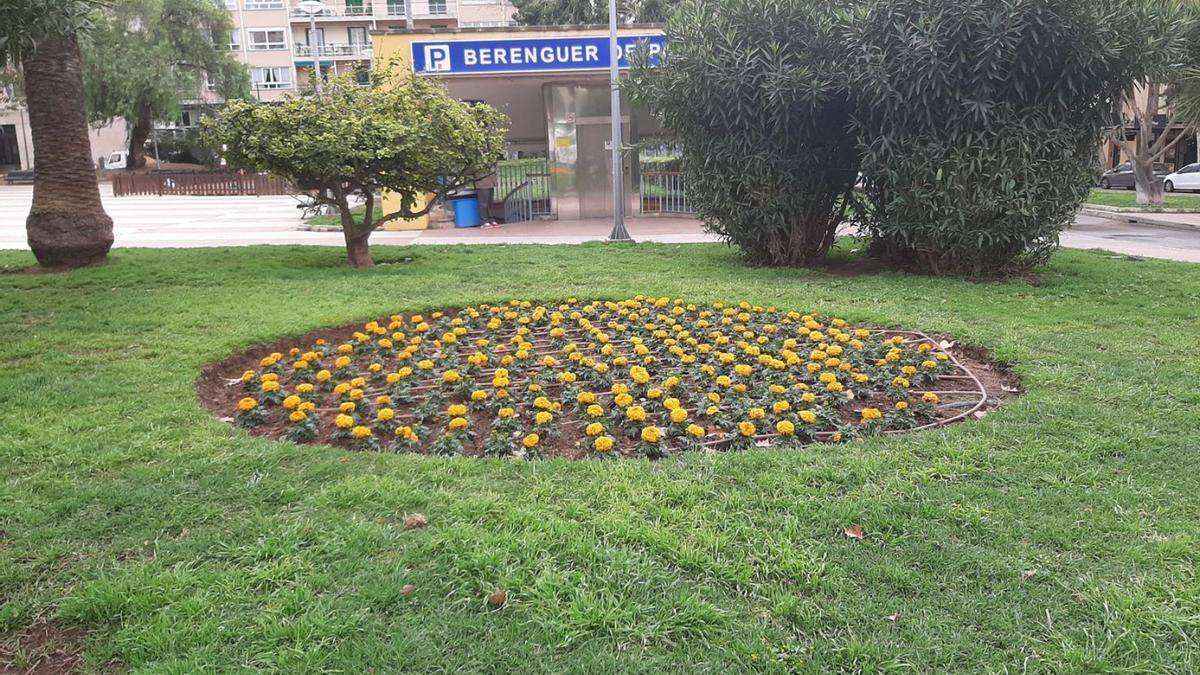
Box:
(1163, 163, 1200, 192)
(104, 150, 129, 170)
(1097, 162, 1169, 190)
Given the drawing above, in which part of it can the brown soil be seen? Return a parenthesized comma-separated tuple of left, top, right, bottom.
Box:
(198, 309, 1022, 460)
(0, 623, 87, 675)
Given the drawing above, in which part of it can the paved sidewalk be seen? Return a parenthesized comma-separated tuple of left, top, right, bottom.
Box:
(2, 185, 1199, 262)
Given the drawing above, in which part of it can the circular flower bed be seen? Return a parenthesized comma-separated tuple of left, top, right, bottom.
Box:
(208, 297, 1009, 459)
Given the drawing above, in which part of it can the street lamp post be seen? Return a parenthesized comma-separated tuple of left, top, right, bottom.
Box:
(606, 0, 631, 241)
(298, 0, 327, 95)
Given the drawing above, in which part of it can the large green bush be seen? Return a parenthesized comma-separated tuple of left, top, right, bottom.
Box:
(846, 0, 1142, 275)
(627, 0, 859, 266)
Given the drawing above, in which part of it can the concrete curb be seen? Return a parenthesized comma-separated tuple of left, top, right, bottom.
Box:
(1079, 208, 1200, 233)
(1084, 204, 1200, 214)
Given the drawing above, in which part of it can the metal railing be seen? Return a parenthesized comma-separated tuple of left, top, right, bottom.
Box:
(496, 168, 552, 219)
(294, 43, 371, 58)
(639, 171, 693, 214)
(289, 2, 373, 17)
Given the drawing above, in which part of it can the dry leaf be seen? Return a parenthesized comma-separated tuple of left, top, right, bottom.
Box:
(1022, 569, 1037, 580)
(486, 590, 507, 608)
(1001, 385, 1020, 393)
(884, 613, 899, 622)
(844, 525, 865, 540)
(939, 340, 956, 350)
(972, 410, 989, 419)
(403, 513, 429, 529)
(400, 584, 416, 596)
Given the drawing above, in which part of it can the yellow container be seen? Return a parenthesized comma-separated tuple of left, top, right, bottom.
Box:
(380, 191, 433, 231)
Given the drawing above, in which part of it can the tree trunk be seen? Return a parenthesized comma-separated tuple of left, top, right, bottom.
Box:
(1132, 159, 1164, 206)
(127, 100, 152, 170)
(23, 31, 114, 269)
(343, 222, 374, 268)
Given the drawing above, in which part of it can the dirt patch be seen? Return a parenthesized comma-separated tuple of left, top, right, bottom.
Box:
(198, 304, 1022, 459)
(0, 623, 87, 675)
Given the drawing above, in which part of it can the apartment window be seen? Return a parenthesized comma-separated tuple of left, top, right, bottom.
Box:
(344, 0, 370, 15)
(348, 27, 368, 46)
(252, 66, 292, 89)
(305, 28, 325, 46)
(386, 0, 404, 16)
(428, 0, 448, 15)
(227, 29, 241, 51)
(247, 28, 287, 50)
(243, 0, 283, 8)
(223, 0, 236, 8)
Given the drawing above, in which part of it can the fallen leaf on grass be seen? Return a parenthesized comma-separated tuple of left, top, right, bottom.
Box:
(486, 590, 507, 608)
(973, 410, 989, 419)
(1022, 569, 1037, 580)
(400, 584, 416, 596)
(939, 340, 956, 351)
(403, 513, 428, 529)
(884, 613, 899, 622)
(844, 525, 865, 540)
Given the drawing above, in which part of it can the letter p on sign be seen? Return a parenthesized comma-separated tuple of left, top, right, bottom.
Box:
(423, 44, 451, 72)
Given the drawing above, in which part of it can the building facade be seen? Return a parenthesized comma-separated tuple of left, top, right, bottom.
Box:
(223, 0, 517, 101)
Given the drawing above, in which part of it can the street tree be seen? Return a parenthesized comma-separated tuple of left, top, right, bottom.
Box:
(0, 0, 114, 269)
(80, 0, 250, 170)
(201, 71, 507, 268)
(1105, 0, 1200, 206)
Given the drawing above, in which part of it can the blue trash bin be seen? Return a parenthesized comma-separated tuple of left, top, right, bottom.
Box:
(449, 192, 482, 228)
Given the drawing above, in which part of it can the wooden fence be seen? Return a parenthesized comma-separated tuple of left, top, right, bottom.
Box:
(111, 171, 295, 197)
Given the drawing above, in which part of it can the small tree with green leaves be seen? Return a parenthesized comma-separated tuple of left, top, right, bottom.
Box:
(846, 0, 1149, 276)
(202, 71, 507, 267)
(626, 0, 859, 266)
(81, 0, 250, 170)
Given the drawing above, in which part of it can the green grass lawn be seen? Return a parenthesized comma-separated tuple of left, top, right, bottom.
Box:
(1087, 189, 1200, 209)
(304, 205, 384, 228)
(2, 244, 1198, 673)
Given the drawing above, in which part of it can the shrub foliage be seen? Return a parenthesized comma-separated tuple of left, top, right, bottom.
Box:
(846, 0, 1143, 275)
(627, 0, 860, 266)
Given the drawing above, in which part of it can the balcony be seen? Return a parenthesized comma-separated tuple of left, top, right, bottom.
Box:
(288, 2, 374, 18)
(384, 0, 457, 19)
(294, 43, 372, 58)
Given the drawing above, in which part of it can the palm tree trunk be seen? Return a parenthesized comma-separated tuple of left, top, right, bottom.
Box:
(23, 30, 114, 269)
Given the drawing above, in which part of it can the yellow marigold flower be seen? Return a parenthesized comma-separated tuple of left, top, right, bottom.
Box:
(832, 431, 844, 442)
(240, 370, 255, 383)
(768, 384, 786, 395)
(351, 425, 372, 439)
(349, 388, 364, 401)
(497, 407, 515, 418)
(664, 397, 681, 410)
(585, 422, 604, 436)
(895, 401, 909, 411)
(576, 391, 596, 405)
(261, 380, 280, 393)
(799, 410, 817, 424)
(522, 433, 540, 448)
(586, 404, 605, 418)
(337, 343, 353, 354)
(738, 421, 757, 437)
(646, 388, 663, 400)
(237, 397, 257, 412)
(733, 364, 753, 378)
(669, 408, 688, 424)
(448, 417, 468, 431)
(288, 410, 307, 423)
(629, 366, 651, 385)
(417, 359, 434, 370)
(936, 352, 950, 361)
(892, 377, 911, 388)
(441, 370, 460, 384)
(826, 381, 845, 392)
(614, 393, 634, 408)
(447, 404, 467, 417)
(335, 356, 352, 369)
(376, 395, 392, 406)
(299, 402, 316, 413)
(715, 375, 732, 387)
(923, 392, 940, 403)
(686, 424, 705, 439)
(594, 435, 615, 452)
(340, 402, 356, 413)
(296, 383, 315, 394)
(626, 406, 647, 422)
(333, 383, 351, 396)
(282, 395, 301, 410)
(533, 396, 553, 410)
(749, 407, 766, 421)
(558, 371, 577, 384)
(378, 408, 395, 422)
(335, 414, 354, 429)
(861, 407, 883, 421)
(535, 411, 554, 425)
(640, 426, 663, 443)
(776, 420, 796, 435)
(259, 356, 276, 368)
(772, 400, 791, 414)
(922, 360, 938, 369)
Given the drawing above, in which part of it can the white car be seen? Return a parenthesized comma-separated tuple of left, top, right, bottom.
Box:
(1163, 163, 1200, 192)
